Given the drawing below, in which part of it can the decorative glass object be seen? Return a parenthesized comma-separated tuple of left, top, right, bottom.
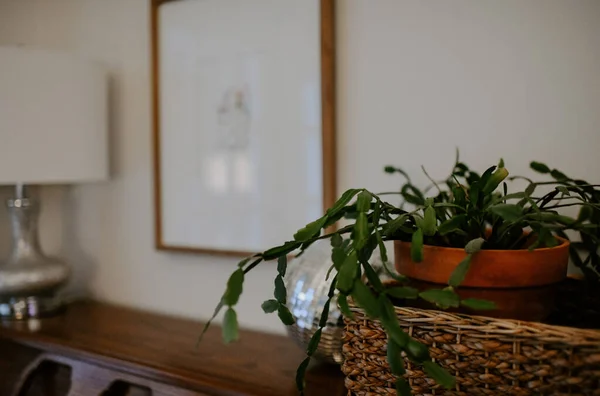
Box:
(285, 240, 343, 364)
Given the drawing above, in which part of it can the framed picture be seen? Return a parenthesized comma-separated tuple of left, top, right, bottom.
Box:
(151, 0, 336, 256)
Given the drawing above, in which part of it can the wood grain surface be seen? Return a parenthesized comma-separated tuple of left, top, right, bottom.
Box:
(0, 300, 345, 396)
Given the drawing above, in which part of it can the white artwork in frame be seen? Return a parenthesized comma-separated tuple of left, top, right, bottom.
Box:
(152, 0, 336, 255)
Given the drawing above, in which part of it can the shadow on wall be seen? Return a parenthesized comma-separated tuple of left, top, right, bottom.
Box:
(59, 187, 98, 299)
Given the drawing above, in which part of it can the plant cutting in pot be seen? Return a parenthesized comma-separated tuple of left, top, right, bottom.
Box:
(200, 153, 600, 395)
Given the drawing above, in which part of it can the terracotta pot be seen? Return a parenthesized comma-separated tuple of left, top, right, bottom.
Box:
(400, 279, 559, 322)
(394, 237, 570, 288)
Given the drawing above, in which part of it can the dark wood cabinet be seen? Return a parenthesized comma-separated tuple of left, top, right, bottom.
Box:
(0, 300, 345, 396)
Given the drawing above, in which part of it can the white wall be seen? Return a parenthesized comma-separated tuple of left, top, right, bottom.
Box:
(0, 0, 599, 334)
(338, 0, 600, 193)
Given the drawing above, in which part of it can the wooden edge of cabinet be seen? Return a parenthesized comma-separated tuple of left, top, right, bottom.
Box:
(0, 300, 345, 396)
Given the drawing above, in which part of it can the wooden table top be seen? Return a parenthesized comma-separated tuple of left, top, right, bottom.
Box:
(0, 300, 345, 396)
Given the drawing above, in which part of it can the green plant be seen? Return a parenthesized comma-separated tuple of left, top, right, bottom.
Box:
(201, 153, 600, 396)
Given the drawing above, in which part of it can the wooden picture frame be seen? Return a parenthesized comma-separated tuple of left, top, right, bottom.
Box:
(151, 0, 336, 256)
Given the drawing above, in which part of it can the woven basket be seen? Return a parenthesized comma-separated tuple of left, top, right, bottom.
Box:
(341, 302, 600, 395)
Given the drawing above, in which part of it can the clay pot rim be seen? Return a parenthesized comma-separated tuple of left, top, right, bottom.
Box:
(394, 235, 570, 254)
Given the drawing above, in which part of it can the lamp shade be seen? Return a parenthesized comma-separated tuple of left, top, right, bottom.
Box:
(0, 46, 108, 185)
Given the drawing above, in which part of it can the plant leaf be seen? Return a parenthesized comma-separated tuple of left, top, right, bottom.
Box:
(222, 308, 239, 344)
(358, 233, 378, 263)
(383, 214, 409, 237)
(337, 294, 354, 320)
(556, 215, 577, 226)
(277, 255, 287, 277)
(327, 275, 337, 298)
(578, 205, 594, 222)
(452, 185, 467, 207)
(295, 357, 311, 392)
(381, 260, 409, 283)
(419, 289, 460, 309)
(376, 231, 389, 263)
(263, 241, 302, 260)
(432, 202, 466, 211)
(356, 190, 372, 212)
(331, 233, 343, 248)
(438, 214, 466, 236)
(223, 269, 244, 306)
(331, 246, 347, 270)
(491, 192, 526, 205)
(326, 188, 362, 217)
(277, 304, 295, 325)
(411, 228, 424, 262)
(307, 328, 322, 356)
(387, 338, 405, 376)
(405, 338, 430, 362)
(454, 161, 469, 175)
(293, 217, 328, 241)
(336, 252, 359, 294)
(385, 166, 412, 182)
(361, 261, 384, 292)
(351, 279, 380, 319)
(386, 286, 419, 299)
(395, 378, 412, 396)
(551, 169, 568, 181)
(237, 256, 252, 268)
(530, 161, 551, 174)
(353, 212, 370, 250)
(197, 300, 224, 346)
(402, 184, 425, 206)
(261, 299, 280, 313)
(541, 230, 559, 247)
(461, 298, 497, 310)
(466, 170, 480, 185)
(448, 254, 472, 287)
(422, 206, 437, 236)
(378, 296, 409, 347)
(465, 237, 485, 254)
(489, 203, 522, 222)
(528, 227, 549, 251)
(372, 199, 383, 225)
(527, 213, 576, 226)
(319, 298, 331, 328)
(482, 167, 509, 195)
(325, 204, 356, 226)
(423, 361, 455, 389)
(469, 181, 480, 207)
(274, 274, 287, 304)
(479, 165, 497, 188)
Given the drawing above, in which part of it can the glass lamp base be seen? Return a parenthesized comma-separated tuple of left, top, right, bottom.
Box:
(0, 185, 71, 321)
(0, 295, 64, 320)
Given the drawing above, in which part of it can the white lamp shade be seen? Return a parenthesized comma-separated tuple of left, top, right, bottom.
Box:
(0, 46, 109, 185)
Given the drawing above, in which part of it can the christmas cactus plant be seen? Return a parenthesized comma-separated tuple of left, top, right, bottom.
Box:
(200, 153, 600, 395)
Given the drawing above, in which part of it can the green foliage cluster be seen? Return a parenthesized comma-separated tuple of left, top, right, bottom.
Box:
(201, 153, 600, 395)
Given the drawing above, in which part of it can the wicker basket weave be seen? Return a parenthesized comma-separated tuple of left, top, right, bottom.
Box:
(342, 302, 600, 396)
